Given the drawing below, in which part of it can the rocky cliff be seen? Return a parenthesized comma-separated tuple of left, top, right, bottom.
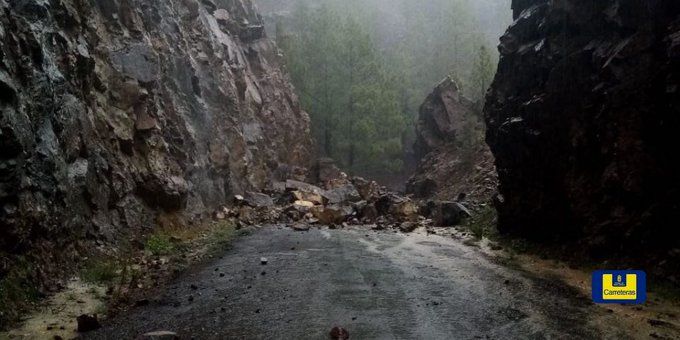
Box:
(0, 0, 311, 300)
(407, 77, 497, 205)
(485, 0, 680, 269)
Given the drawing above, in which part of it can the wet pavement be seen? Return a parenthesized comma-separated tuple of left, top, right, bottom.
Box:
(85, 226, 630, 339)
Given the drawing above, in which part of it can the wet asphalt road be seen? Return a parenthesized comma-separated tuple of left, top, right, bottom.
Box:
(86, 226, 628, 340)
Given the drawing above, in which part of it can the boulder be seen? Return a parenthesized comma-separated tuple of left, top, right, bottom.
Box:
(322, 184, 362, 205)
(359, 203, 379, 222)
(414, 77, 475, 156)
(285, 180, 324, 194)
(377, 194, 419, 221)
(291, 190, 324, 205)
(433, 201, 471, 227)
(244, 192, 274, 208)
(291, 200, 315, 213)
(330, 326, 350, 340)
(76, 314, 101, 333)
(311, 204, 354, 225)
(399, 222, 418, 233)
(291, 223, 310, 232)
(351, 176, 381, 202)
(311, 157, 344, 186)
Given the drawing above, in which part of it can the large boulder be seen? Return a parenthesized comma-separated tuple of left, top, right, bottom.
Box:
(376, 193, 419, 222)
(413, 77, 476, 156)
(432, 201, 471, 227)
(351, 177, 381, 202)
(322, 184, 362, 205)
(244, 192, 275, 208)
(311, 204, 354, 225)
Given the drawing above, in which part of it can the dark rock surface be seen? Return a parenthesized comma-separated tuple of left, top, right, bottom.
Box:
(485, 0, 680, 268)
(0, 0, 311, 316)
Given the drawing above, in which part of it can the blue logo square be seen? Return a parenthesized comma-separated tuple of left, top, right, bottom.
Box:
(592, 270, 646, 304)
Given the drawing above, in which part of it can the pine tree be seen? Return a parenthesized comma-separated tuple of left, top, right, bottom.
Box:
(471, 45, 495, 103)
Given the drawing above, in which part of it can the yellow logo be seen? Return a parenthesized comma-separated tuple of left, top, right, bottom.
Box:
(602, 274, 637, 300)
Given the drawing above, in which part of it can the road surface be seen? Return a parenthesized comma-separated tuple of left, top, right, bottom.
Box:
(85, 226, 629, 339)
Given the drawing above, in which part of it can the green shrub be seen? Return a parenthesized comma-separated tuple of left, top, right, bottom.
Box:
(464, 205, 498, 240)
(145, 234, 175, 256)
(81, 258, 119, 284)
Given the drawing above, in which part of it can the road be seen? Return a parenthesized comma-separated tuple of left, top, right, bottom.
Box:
(85, 226, 631, 339)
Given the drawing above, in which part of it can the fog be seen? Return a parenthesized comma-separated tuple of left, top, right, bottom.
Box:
(254, 0, 512, 177)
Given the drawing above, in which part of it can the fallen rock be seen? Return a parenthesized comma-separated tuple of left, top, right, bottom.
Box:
(214, 210, 227, 220)
(244, 192, 274, 208)
(352, 176, 381, 202)
(322, 184, 362, 205)
(291, 223, 310, 232)
(291, 190, 324, 205)
(291, 200, 315, 213)
(387, 197, 419, 222)
(434, 201, 471, 227)
(329, 326, 350, 340)
(285, 180, 324, 194)
(312, 204, 354, 225)
(359, 203, 379, 222)
(399, 222, 418, 233)
(76, 314, 101, 333)
(234, 195, 245, 204)
(260, 257, 268, 265)
(137, 331, 179, 340)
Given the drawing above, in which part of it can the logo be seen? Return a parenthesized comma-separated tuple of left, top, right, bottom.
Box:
(592, 270, 646, 304)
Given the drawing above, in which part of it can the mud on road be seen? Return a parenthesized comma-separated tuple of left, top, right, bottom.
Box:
(85, 226, 633, 339)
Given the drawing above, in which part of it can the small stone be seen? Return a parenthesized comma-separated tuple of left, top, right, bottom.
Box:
(260, 257, 268, 265)
(139, 330, 179, 339)
(291, 223, 310, 232)
(329, 326, 350, 340)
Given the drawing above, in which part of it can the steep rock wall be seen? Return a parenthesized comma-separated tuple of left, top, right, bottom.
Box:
(0, 0, 311, 288)
(485, 0, 680, 266)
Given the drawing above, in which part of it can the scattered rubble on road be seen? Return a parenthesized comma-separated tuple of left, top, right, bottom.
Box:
(214, 159, 473, 234)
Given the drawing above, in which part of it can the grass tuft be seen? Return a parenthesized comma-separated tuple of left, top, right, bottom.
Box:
(80, 258, 119, 284)
(463, 205, 498, 240)
(145, 234, 175, 256)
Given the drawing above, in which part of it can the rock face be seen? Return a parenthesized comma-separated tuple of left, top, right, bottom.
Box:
(0, 0, 311, 296)
(408, 77, 498, 204)
(485, 0, 680, 263)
